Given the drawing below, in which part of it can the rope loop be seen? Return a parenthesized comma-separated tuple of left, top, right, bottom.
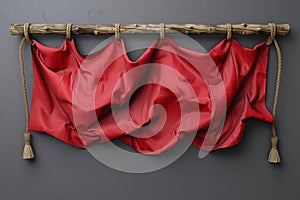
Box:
(160, 23, 165, 42)
(226, 23, 232, 41)
(66, 23, 73, 41)
(266, 23, 276, 46)
(24, 23, 33, 45)
(115, 23, 120, 41)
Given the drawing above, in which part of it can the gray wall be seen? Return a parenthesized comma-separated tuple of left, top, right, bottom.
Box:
(1, 0, 299, 199)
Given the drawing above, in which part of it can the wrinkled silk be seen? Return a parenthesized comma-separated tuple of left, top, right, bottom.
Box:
(29, 37, 273, 153)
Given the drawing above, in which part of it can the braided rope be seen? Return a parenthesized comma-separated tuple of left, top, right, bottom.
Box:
(271, 38, 282, 137)
(266, 23, 276, 46)
(18, 37, 30, 133)
(66, 23, 72, 41)
(115, 23, 120, 41)
(266, 23, 282, 163)
(19, 37, 35, 159)
(24, 23, 33, 44)
(160, 23, 165, 42)
(226, 23, 232, 41)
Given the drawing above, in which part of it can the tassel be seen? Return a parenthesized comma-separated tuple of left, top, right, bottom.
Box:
(22, 133, 35, 159)
(268, 136, 280, 163)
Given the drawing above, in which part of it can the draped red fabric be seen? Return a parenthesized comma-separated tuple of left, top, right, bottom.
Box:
(28, 37, 273, 154)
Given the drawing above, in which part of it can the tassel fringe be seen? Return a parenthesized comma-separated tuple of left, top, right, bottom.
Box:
(267, 136, 280, 163)
(22, 133, 35, 159)
(23, 144, 35, 159)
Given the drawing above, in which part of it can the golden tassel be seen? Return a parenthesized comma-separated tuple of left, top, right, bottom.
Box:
(268, 136, 280, 163)
(22, 133, 35, 159)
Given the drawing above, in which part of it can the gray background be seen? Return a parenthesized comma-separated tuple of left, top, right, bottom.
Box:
(0, 0, 299, 199)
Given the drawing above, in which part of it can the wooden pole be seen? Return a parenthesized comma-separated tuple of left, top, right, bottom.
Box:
(10, 23, 290, 36)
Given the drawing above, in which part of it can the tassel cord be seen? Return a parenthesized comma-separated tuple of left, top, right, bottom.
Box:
(271, 39, 282, 138)
(267, 38, 282, 163)
(19, 37, 35, 159)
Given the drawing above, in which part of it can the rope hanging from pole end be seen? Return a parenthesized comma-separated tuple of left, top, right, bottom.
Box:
(266, 23, 282, 163)
(19, 36, 35, 160)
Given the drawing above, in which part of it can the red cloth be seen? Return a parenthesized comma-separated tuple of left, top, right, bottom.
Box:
(29, 37, 273, 153)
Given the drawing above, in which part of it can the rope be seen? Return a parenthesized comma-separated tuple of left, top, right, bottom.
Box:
(115, 23, 120, 41)
(160, 23, 165, 42)
(226, 23, 232, 41)
(266, 23, 276, 46)
(66, 23, 72, 41)
(19, 37, 35, 159)
(266, 23, 282, 163)
(24, 23, 33, 44)
(18, 37, 30, 133)
(271, 38, 282, 138)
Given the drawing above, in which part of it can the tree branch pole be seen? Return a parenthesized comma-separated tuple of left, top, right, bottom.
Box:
(10, 23, 290, 36)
